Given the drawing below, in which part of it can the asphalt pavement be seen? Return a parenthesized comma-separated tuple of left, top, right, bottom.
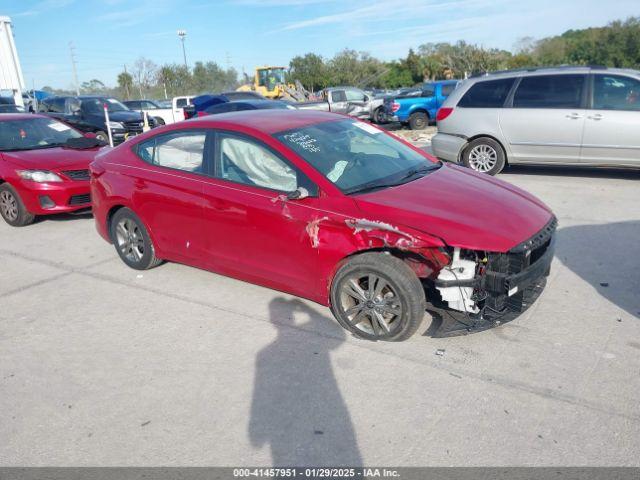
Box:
(1, 163, 639, 466)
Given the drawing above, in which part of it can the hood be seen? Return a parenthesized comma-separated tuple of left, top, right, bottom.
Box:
(1, 145, 103, 171)
(101, 110, 143, 122)
(353, 163, 553, 253)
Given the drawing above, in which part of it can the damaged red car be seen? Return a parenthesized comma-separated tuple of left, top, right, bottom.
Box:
(91, 110, 556, 341)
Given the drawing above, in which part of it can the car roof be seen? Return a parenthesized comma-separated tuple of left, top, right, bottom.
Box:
(469, 65, 640, 81)
(185, 109, 343, 134)
(0, 113, 50, 121)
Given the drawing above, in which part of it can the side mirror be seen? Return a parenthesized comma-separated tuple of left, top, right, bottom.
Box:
(286, 187, 310, 200)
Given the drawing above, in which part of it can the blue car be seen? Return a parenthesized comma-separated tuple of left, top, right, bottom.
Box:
(385, 80, 460, 130)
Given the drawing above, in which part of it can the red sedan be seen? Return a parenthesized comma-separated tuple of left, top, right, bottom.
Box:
(91, 110, 556, 341)
(0, 114, 103, 226)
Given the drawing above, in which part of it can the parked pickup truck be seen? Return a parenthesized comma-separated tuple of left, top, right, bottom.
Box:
(384, 80, 460, 129)
(123, 96, 193, 125)
(297, 87, 386, 123)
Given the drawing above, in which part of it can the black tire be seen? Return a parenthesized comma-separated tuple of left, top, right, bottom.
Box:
(95, 131, 108, 143)
(154, 117, 165, 126)
(0, 183, 35, 227)
(408, 111, 429, 130)
(462, 137, 506, 175)
(373, 106, 385, 124)
(109, 208, 162, 270)
(330, 252, 426, 342)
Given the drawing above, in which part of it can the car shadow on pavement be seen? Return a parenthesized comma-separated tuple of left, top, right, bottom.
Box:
(556, 221, 640, 319)
(34, 210, 93, 223)
(504, 164, 640, 180)
(249, 297, 363, 467)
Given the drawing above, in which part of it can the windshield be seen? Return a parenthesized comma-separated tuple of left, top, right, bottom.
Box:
(258, 68, 286, 88)
(0, 117, 83, 151)
(274, 119, 439, 194)
(83, 98, 129, 114)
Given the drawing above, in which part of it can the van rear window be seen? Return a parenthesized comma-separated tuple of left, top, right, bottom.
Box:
(458, 78, 515, 108)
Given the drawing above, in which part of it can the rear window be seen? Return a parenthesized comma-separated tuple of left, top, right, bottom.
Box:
(441, 83, 457, 96)
(458, 78, 515, 108)
(513, 74, 585, 109)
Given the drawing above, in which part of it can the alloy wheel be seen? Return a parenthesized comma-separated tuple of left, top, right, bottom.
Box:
(338, 273, 403, 337)
(0, 190, 18, 221)
(115, 218, 145, 263)
(468, 144, 498, 172)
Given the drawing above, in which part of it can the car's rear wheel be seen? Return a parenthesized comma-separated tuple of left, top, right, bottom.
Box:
(154, 117, 165, 126)
(462, 137, 506, 175)
(330, 253, 426, 341)
(0, 184, 35, 227)
(408, 111, 429, 130)
(110, 208, 162, 270)
(373, 106, 385, 124)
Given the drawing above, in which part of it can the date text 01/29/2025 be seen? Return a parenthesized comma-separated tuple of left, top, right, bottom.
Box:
(232, 467, 400, 478)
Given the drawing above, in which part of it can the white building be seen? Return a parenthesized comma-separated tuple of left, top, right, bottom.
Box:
(0, 16, 25, 107)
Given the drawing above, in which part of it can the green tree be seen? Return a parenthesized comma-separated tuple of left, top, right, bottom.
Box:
(288, 53, 328, 91)
(117, 72, 133, 99)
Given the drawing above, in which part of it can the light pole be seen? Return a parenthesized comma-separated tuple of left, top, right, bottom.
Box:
(177, 30, 187, 69)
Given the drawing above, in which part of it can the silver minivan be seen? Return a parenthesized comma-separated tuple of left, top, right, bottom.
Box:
(432, 66, 640, 175)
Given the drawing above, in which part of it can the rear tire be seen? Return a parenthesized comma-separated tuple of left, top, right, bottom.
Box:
(0, 184, 35, 227)
(154, 117, 165, 126)
(373, 106, 385, 124)
(330, 252, 426, 342)
(95, 131, 108, 143)
(462, 137, 506, 175)
(110, 208, 162, 270)
(408, 111, 429, 130)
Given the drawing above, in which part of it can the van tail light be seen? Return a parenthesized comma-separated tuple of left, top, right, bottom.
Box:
(391, 102, 400, 113)
(436, 107, 453, 122)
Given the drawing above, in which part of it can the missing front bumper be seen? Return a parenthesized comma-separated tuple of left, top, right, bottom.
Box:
(427, 276, 548, 338)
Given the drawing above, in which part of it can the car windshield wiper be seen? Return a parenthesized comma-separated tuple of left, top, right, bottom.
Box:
(346, 163, 441, 195)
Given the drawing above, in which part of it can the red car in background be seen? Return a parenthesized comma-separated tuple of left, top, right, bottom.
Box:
(91, 110, 556, 340)
(0, 114, 104, 226)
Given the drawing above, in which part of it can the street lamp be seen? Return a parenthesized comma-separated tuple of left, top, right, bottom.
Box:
(177, 29, 187, 68)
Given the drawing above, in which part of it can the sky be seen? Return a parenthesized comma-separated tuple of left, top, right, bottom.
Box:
(1, 0, 638, 89)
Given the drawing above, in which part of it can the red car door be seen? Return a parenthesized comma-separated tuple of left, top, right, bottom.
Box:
(201, 131, 325, 300)
(131, 129, 210, 264)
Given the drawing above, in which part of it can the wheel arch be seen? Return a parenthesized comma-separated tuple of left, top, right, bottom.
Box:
(463, 134, 509, 165)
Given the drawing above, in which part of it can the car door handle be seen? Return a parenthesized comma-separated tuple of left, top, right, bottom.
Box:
(587, 114, 603, 121)
(565, 113, 582, 119)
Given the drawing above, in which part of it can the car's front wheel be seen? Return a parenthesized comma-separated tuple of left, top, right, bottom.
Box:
(330, 252, 426, 341)
(462, 137, 506, 175)
(0, 184, 35, 227)
(95, 131, 109, 143)
(110, 208, 162, 270)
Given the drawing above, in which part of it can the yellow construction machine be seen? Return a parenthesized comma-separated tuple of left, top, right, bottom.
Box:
(237, 66, 290, 99)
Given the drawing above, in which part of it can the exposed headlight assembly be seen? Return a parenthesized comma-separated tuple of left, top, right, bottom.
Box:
(17, 170, 63, 183)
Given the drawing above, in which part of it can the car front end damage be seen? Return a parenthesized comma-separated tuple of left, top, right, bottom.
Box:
(429, 216, 557, 336)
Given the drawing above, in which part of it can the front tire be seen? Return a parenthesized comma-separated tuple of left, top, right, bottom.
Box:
(462, 137, 506, 175)
(110, 208, 162, 270)
(0, 184, 35, 227)
(95, 131, 108, 143)
(330, 252, 426, 341)
(408, 111, 428, 130)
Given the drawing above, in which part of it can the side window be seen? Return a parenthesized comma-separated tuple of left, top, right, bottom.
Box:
(331, 90, 347, 103)
(142, 101, 157, 110)
(137, 131, 206, 173)
(127, 101, 141, 109)
(513, 74, 585, 109)
(593, 75, 640, 111)
(218, 134, 300, 192)
(458, 78, 515, 108)
(48, 98, 66, 113)
(441, 83, 456, 97)
(176, 98, 188, 108)
(422, 85, 435, 97)
(345, 89, 365, 102)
